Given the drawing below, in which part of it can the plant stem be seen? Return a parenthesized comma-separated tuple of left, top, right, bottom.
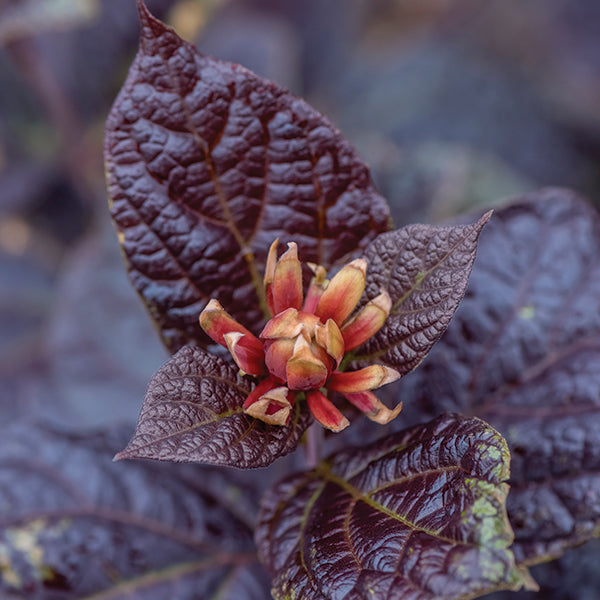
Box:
(305, 422, 323, 469)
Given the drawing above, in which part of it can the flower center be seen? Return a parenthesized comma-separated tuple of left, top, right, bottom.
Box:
(260, 309, 343, 391)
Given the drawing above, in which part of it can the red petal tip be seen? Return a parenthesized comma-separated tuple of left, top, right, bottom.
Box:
(244, 385, 292, 425)
(315, 258, 367, 325)
(344, 391, 403, 424)
(272, 241, 303, 313)
(341, 289, 392, 351)
(306, 390, 350, 432)
(223, 332, 265, 376)
(327, 365, 401, 393)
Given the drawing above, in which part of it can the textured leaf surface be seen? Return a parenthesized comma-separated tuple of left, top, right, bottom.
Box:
(104, 1, 390, 353)
(393, 190, 600, 565)
(258, 413, 532, 600)
(117, 344, 312, 468)
(356, 212, 490, 375)
(0, 424, 270, 599)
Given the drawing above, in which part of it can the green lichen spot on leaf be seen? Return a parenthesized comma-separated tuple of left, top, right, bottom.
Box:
(478, 548, 509, 583)
(480, 443, 502, 462)
(471, 497, 498, 519)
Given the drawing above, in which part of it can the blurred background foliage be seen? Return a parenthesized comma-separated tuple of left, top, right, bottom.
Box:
(1, 1, 599, 597)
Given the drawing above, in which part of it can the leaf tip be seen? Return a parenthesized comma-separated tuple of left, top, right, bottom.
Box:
(112, 451, 126, 462)
(136, 0, 150, 21)
(136, 0, 168, 39)
(478, 209, 494, 229)
(520, 567, 540, 592)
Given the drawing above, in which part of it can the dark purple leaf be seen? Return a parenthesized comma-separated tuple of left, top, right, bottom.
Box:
(0, 423, 270, 599)
(355, 212, 490, 375)
(391, 189, 600, 565)
(117, 343, 312, 468)
(257, 413, 535, 600)
(104, 0, 390, 353)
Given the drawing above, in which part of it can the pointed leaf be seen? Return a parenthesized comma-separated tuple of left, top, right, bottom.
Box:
(117, 344, 312, 468)
(104, 1, 390, 353)
(355, 212, 490, 375)
(391, 189, 600, 565)
(257, 413, 534, 600)
(0, 423, 270, 599)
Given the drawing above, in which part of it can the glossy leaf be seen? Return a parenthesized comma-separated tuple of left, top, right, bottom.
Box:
(355, 212, 490, 375)
(0, 423, 270, 599)
(117, 343, 312, 468)
(257, 413, 534, 600)
(104, 1, 390, 353)
(392, 189, 600, 565)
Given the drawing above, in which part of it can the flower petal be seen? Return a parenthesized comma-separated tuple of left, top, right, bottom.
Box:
(341, 289, 392, 351)
(314, 318, 345, 365)
(286, 335, 328, 390)
(272, 242, 303, 314)
(261, 308, 315, 340)
(264, 238, 279, 316)
(199, 299, 260, 348)
(306, 390, 349, 432)
(315, 258, 367, 325)
(343, 390, 403, 424)
(303, 263, 328, 314)
(265, 338, 295, 382)
(243, 377, 279, 409)
(244, 379, 293, 426)
(327, 365, 401, 393)
(223, 332, 266, 376)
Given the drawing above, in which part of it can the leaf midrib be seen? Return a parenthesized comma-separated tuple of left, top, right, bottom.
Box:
(354, 219, 486, 363)
(312, 463, 478, 548)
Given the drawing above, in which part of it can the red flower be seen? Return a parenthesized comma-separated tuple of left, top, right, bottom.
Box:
(200, 240, 402, 431)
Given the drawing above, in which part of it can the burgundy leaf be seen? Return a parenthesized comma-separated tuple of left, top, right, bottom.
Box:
(104, 0, 390, 353)
(257, 413, 534, 600)
(117, 344, 312, 468)
(391, 189, 600, 565)
(355, 212, 490, 374)
(0, 423, 270, 599)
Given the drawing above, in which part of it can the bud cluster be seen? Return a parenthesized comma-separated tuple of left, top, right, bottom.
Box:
(200, 240, 401, 431)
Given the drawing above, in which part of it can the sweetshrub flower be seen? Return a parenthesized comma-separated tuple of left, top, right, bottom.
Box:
(199, 240, 402, 431)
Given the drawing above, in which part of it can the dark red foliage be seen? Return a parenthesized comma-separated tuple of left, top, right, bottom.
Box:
(390, 190, 600, 565)
(257, 413, 533, 600)
(116, 343, 312, 468)
(104, 1, 390, 354)
(0, 424, 271, 599)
